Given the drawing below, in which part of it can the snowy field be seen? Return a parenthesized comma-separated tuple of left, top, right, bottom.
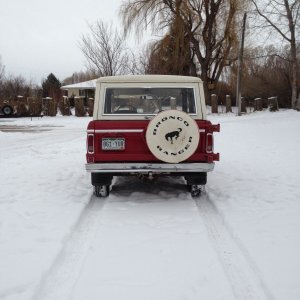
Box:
(0, 110, 299, 300)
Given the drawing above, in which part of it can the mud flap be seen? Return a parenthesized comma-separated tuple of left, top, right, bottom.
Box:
(91, 173, 113, 186)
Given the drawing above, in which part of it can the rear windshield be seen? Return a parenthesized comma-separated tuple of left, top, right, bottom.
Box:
(104, 87, 196, 114)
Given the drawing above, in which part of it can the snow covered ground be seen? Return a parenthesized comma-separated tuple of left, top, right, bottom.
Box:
(0, 110, 299, 300)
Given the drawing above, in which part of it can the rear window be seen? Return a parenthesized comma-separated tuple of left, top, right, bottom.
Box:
(104, 87, 196, 115)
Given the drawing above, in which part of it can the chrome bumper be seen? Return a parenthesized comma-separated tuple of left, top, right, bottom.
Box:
(85, 162, 214, 173)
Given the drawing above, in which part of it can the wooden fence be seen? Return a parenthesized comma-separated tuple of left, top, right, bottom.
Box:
(2, 94, 281, 117)
(0, 96, 94, 117)
(209, 95, 279, 114)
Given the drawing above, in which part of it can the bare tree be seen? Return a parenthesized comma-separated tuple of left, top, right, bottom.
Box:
(0, 56, 5, 83)
(120, 0, 247, 100)
(79, 21, 136, 76)
(251, 0, 300, 109)
(229, 45, 293, 107)
(0, 57, 37, 102)
(0, 56, 5, 100)
(62, 70, 99, 85)
(131, 44, 153, 75)
(1, 75, 31, 100)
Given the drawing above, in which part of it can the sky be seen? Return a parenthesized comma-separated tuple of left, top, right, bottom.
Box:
(0, 1, 282, 86)
(0, 0, 147, 84)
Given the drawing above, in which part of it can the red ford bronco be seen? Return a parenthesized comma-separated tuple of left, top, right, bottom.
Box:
(86, 75, 220, 197)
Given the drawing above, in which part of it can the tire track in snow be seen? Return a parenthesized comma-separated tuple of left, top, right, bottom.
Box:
(32, 195, 107, 300)
(195, 193, 275, 300)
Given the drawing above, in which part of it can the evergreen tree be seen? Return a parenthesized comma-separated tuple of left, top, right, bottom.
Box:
(42, 73, 61, 100)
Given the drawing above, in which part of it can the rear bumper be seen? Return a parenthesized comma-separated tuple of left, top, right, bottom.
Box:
(85, 162, 214, 174)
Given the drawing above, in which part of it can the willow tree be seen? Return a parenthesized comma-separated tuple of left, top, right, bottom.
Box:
(146, 19, 197, 76)
(120, 0, 244, 100)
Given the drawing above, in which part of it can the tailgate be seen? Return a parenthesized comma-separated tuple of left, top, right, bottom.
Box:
(87, 120, 219, 163)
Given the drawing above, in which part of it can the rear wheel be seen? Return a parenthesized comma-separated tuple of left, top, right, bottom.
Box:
(94, 185, 110, 197)
(185, 173, 207, 186)
(2, 105, 13, 116)
(190, 185, 202, 197)
(92, 173, 112, 197)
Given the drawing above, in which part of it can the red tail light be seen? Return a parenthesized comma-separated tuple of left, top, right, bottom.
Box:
(87, 134, 94, 154)
(206, 133, 214, 153)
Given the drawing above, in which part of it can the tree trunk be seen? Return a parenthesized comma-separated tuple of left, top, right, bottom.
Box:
(284, 0, 298, 109)
(211, 94, 218, 113)
(290, 43, 298, 109)
(200, 72, 211, 105)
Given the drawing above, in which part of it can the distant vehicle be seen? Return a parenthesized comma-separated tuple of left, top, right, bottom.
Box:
(85, 75, 220, 197)
(0, 100, 14, 116)
(0, 97, 43, 117)
(0, 96, 28, 117)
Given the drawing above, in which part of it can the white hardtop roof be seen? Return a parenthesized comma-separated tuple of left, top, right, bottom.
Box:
(61, 79, 97, 90)
(97, 75, 202, 83)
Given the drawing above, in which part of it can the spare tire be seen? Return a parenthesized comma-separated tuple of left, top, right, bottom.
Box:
(146, 110, 200, 163)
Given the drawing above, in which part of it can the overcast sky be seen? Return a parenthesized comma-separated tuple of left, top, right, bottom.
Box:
(0, 0, 142, 84)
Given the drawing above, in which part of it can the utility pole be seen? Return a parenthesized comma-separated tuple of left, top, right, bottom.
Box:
(236, 13, 247, 116)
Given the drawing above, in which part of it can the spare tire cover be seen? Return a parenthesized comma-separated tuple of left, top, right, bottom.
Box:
(146, 110, 200, 163)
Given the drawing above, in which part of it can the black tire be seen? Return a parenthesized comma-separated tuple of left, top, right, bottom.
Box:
(185, 172, 207, 186)
(190, 185, 202, 197)
(94, 185, 110, 197)
(2, 105, 13, 116)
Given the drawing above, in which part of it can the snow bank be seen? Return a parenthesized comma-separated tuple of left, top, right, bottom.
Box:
(0, 110, 299, 300)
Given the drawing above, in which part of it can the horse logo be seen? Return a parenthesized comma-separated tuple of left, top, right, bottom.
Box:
(165, 128, 182, 144)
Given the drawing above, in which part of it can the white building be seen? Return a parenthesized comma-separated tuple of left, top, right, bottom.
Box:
(61, 79, 97, 98)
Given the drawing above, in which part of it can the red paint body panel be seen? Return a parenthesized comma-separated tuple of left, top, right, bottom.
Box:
(86, 120, 220, 163)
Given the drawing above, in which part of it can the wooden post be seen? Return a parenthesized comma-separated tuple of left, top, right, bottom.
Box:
(75, 96, 86, 117)
(27, 97, 42, 116)
(170, 97, 176, 110)
(296, 94, 300, 111)
(236, 13, 247, 116)
(58, 96, 71, 116)
(254, 98, 263, 111)
(268, 97, 279, 112)
(16, 96, 29, 116)
(64, 96, 72, 115)
(87, 98, 94, 116)
(42, 97, 55, 116)
(211, 94, 218, 113)
(248, 100, 254, 113)
(226, 95, 232, 113)
(48, 98, 57, 116)
(241, 97, 247, 113)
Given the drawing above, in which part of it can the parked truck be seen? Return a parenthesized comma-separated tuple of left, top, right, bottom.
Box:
(85, 75, 220, 197)
(0, 99, 14, 116)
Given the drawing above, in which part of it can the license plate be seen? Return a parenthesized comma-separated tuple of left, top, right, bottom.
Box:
(102, 138, 125, 150)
